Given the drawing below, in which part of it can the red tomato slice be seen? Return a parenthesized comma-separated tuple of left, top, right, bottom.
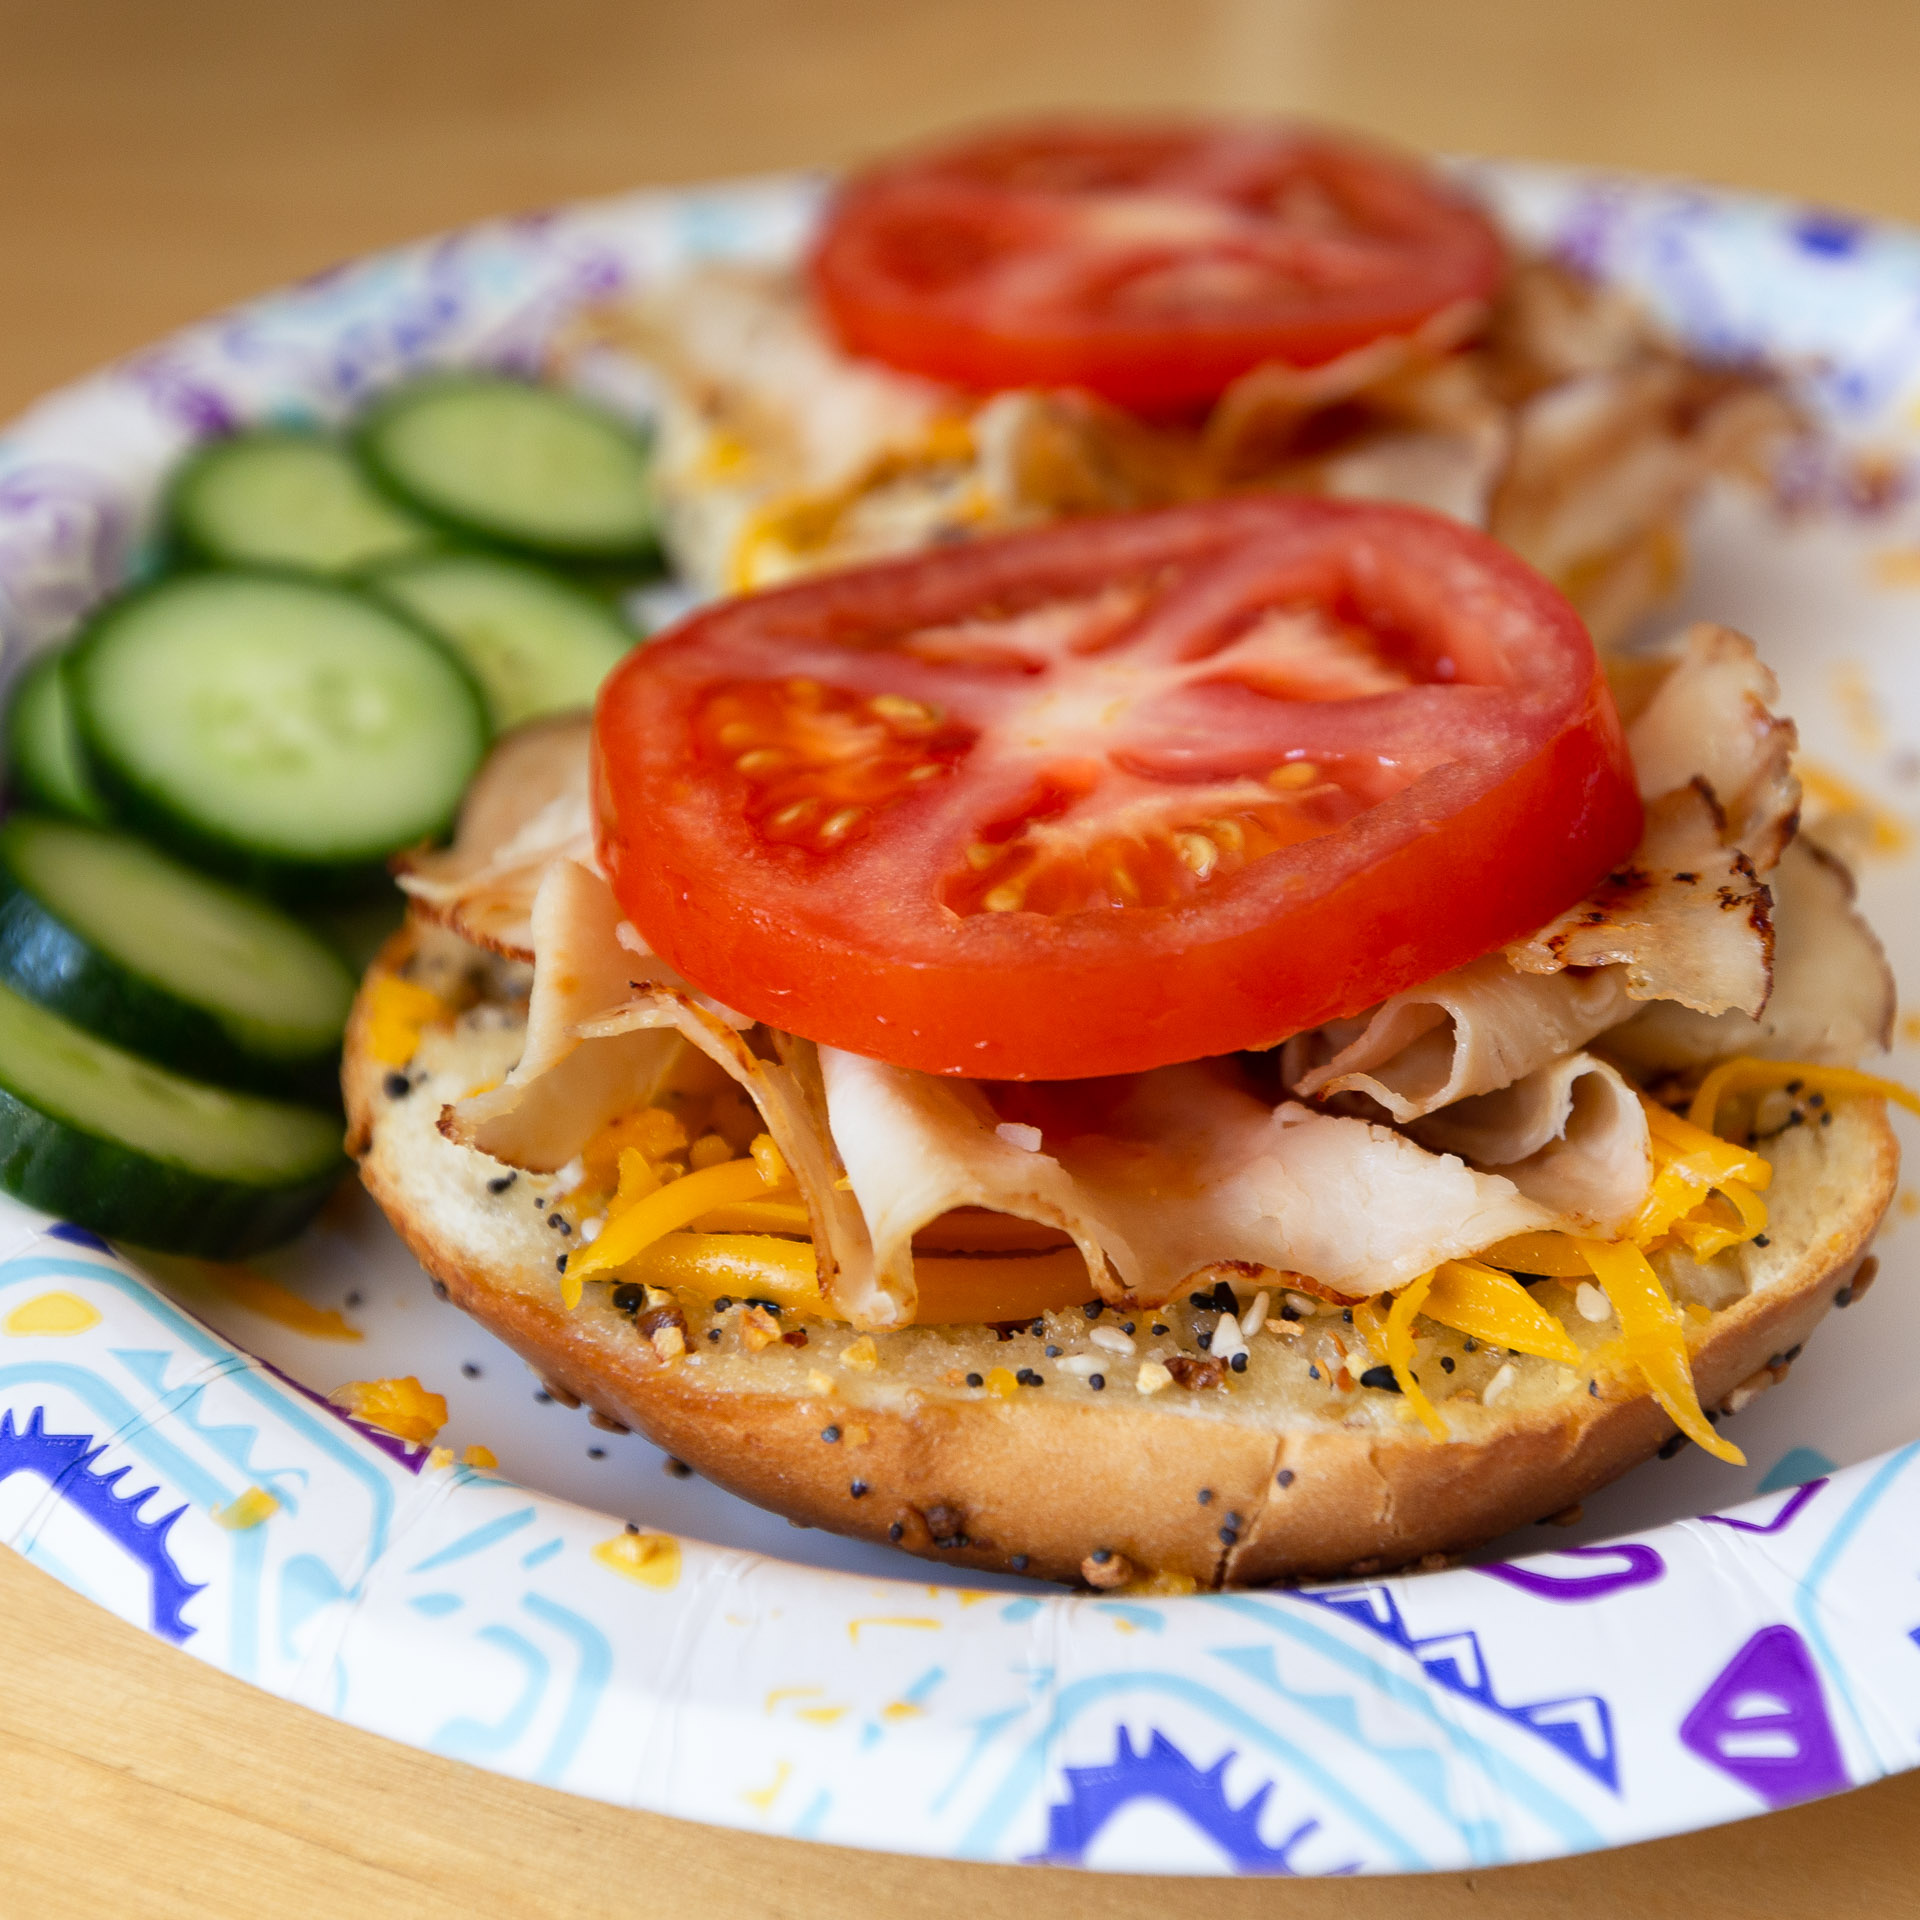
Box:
(809, 119, 1507, 415)
(595, 499, 1641, 1080)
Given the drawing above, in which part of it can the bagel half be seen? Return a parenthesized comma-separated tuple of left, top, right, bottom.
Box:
(346, 919, 1896, 1590)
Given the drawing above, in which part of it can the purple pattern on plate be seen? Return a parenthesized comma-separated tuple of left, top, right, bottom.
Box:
(1477, 1543, 1666, 1603)
(1700, 1480, 1829, 1535)
(0, 1406, 203, 1642)
(1027, 1727, 1350, 1873)
(1305, 1582, 1619, 1788)
(1679, 1625, 1847, 1808)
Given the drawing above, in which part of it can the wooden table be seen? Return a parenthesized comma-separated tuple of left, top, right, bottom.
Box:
(5, 2, 1920, 1911)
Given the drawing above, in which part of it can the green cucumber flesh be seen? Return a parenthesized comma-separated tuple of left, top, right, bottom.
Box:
(69, 572, 489, 900)
(0, 814, 355, 1098)
(364, 550, 637, 729)
(169, 429, 438, 574)
(0, 977, 344, 1256)
(357, 375, 656, 561)
(7, 651, 108, 823)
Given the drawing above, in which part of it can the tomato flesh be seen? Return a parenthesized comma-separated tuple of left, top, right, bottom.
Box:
(596, 498, 1641, 1079)
(810, 119, 1507, 415)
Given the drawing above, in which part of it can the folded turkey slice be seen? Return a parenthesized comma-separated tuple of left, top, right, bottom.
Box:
(1292, 622, 1791, 1120)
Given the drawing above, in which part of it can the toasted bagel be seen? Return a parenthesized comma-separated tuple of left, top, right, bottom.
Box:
(346, 918, 1896, 1589)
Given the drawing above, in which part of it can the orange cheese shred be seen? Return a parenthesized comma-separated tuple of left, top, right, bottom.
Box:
(1423, 1260, 1582, 1365)
(1383, 1269, 1446, 1438)
(363, 976, 450, 1067)
(1571, 1238, 1742, 1464)
(1688, 1058, 1920, 1134)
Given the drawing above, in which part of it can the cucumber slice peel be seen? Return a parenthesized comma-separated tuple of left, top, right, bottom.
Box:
(0, 977, 344, 1257)
(169, 429, 438, 574)
(7, 651, 109, 823)
(69, 572, 489, 900)
(358, 375, 657, 561)
(365, 550, 637, 728)
(0, 814, 354, 1098)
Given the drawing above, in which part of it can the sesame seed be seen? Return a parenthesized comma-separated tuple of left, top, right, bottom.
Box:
(1754, 1233, 1770, 1247)
(821, 1425, 841, 1443)
(888, 1522, 904, 1542)
(1028, 1319, 1045, 1336)
(663, 1457, 692, 1478)
(1121, 1321, 1136, 1334)
(1083, 1302, 1104, 1319)
(1225, 1511, 1243, 1528)
(384, 1072, 411, 1099)
(1341, 1308, 1353, 1324)
(1089, 1373, 1105, 1390)
(548, 1213, 567, 1231)
(1308, 1365, 1321, 1381)
(486, 1173, 516, 1194)
(1152, 1324, 1169, 1335)
(707, 1328, 721, 1341)
(1659, 1432, 1686, 1459)
(1589, 1379, 1599, 1396)
(965, 1372, 984, 1387)
(1196, 1330, 1212, 1350)
(1010, 1554, 1029, 1572)
(555, 1254, 568, 1273)
(714, 1296, 734, 1312)
(850, 1480, 869, 1498)
(461, 1363, 481, 1379)
(1786, 1078, 1804, 1094)
(1218, 1525, 1238, 1545)
(345, 1291, 363, 1309)
(588, 1447, 606, 1460)
(1275, 1469, 1295, 1488)
(534, 1390, 552, 1405)
(431, 1279, 450, 1301)
(1358, 1365, 1401, 1393)
(1197, 1488, 1214, 1505)
(1045, 1344, 1061, 1357)
(1230, 1352, 1248, 1372)
(611, 1283, 644, 1313)
(1090, 1548, 1112, 1565)
(1440, 1355, 1456, 1373)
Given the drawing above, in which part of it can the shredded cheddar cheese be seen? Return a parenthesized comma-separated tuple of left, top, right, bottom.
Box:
(1383, 1270, 1444, 1437)
(363, 976, 450, 1067)
(326, 1375, 449, 1447)
(1423, 1261, 1583, 1365)
(1689, 1058, 1920, 1134)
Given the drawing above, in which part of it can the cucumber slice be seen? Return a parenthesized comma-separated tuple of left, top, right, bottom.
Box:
(365, 550, 637, 729)
(0, 814, 355, 1101)
(0, 977, 344, 1257)
(69, 572, 489, 901)
(169, 429, 438, 575)
(357, 375, 657, 562)
(7, 651, 109, 823)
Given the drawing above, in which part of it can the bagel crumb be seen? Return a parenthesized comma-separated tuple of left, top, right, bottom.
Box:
(1082, 1550, 1133, 1589)
(806, 1369, 836, 1396)
(587, 1409, 631, 1433)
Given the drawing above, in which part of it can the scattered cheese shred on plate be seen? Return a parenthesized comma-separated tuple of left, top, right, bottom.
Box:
(326, 1375, 449, 1446)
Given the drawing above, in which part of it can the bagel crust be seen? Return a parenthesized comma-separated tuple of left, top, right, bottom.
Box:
(347, 921, 1897, 1589)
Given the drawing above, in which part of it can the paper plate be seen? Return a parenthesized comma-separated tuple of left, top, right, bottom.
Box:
(3, 162, 1920, 1876)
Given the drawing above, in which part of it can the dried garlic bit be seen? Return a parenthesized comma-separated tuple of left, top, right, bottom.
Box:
(1135, 1360, 1174, 1396)
(1574, 1281, 1612, 1324)
(1240, 1290, 1271, 1339)
(327, 1375, 448, 1446)
(806, 1369, 838, 1397)
(461, 1444, 499, 1470)
(840, 1334, 880, 1373)
(740, 1305, 784, 1351)
(212, 1486, 280, 1531)
(1483, 1362, 1519, 1408)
